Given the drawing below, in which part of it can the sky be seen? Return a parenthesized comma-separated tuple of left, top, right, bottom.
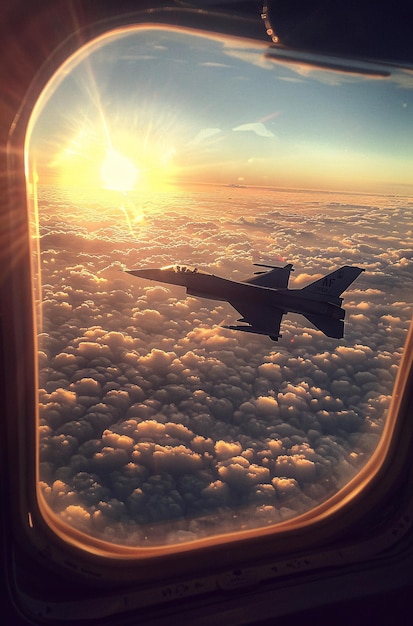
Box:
(28, 25, 413, 552)
(28, 26, 413, 195)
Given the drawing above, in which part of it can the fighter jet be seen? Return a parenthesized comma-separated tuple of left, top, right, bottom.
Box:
(126, 263, 364, 341)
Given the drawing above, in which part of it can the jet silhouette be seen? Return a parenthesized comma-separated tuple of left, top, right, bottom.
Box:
(126, 263, 364, 341)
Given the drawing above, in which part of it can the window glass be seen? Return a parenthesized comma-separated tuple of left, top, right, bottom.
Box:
(27, 26, 413, 550)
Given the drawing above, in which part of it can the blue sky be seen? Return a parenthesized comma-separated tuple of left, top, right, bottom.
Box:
(29, 26, 413, 194)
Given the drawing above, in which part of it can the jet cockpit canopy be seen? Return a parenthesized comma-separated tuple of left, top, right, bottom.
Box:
(162, 264, 200, 274)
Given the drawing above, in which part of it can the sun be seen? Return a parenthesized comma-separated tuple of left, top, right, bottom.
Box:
(48, 124, 178, 192)
(100, 149, 139, 191)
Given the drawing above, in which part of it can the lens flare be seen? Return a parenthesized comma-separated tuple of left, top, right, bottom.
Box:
(100, 149, 138, 191)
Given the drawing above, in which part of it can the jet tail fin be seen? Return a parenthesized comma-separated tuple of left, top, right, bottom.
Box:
(304, 314, 344, 339)
(301, 266, 364, 300)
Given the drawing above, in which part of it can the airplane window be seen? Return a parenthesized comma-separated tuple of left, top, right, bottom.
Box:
(26, 25, 413, 555)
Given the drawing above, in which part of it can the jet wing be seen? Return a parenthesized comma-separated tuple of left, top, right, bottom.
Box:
(226, 300, 284, 340)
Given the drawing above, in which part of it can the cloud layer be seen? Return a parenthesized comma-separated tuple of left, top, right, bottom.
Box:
(37, 185, 412, 545)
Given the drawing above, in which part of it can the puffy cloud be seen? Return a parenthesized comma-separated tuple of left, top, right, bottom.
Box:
(70, 377, 101, 395)
(218, 457, 271, 489)
(255, 396, 280, 417)
(92, 446, 130, 472)
(60, 505, 91, 531)
(76, 341, 113, 360)
(214, 440, 242, 460)
(140, 349, 176, 374)
(274, 455, 317, 482)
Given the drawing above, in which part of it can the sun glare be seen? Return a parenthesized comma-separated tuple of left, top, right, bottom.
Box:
(100, 149, 139, 191)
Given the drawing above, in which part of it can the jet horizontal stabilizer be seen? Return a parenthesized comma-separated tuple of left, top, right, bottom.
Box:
(303, 313, 344, 339)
